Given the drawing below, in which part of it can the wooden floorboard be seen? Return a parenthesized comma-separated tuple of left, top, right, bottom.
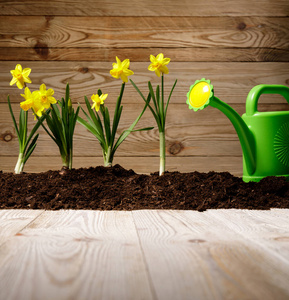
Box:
(0, 209, 288, 300)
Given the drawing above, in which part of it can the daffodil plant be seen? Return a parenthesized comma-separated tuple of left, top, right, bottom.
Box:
(8, 64, 50, 174)
(131, 53, 177, 175)
(37, 84, 80, 171)
(78, 57, 153, 167)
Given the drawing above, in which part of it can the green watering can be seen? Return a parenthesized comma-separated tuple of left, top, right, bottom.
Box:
(186, 78, 289, 182)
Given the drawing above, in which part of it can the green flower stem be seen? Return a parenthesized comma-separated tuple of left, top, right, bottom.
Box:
(61, 153, 70, 169)
(14, 152, 24, 174)
(103, 146, 112, 167)
(159, 130, 166, 176)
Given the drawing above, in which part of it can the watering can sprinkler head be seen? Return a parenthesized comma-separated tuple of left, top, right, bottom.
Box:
(187, 78, 289, 182)
(186, 79, 214, 111)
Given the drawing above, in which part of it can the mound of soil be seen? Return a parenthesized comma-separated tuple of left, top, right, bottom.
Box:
(0, 164, 289, 211)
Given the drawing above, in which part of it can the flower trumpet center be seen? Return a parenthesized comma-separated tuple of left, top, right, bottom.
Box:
(152, 62, 161, 69)
(41, 95, 48, 103)
(15, 72, 23, 79)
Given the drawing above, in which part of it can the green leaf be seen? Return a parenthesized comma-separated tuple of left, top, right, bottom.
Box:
(83, 97, 105, 142)
(155, 83, 164, 127)
(77, 115, 104, 142)
(130, 79, 162, 129)
(18, 109, 25, 146)
(23, 134, 39, 164)
(24, 112, 48, 154)
(113, 93, 152, 154)
(102, 106, 111, 146)
(111, 83, 125, 146)
(164, 79, 177, 119)
(7, 96, 20, 139)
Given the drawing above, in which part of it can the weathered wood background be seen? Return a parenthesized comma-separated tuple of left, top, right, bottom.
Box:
(0, 0, 288, 175)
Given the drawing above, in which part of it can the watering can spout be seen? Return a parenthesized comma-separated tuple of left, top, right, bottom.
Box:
(186, 79, 257, 178)
(209, 97, 256, 175)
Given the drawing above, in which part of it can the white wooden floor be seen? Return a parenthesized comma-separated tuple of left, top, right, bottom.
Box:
(0, 209, 289, 300)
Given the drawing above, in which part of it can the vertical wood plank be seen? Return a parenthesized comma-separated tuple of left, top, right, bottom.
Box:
(133, 210, 289, 300)
(0, 210, 44, 247)
(0, 210, 153, 300)
(206, 209, 289, 262)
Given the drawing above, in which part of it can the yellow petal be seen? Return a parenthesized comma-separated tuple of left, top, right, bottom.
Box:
(162, 58, 171, 65)
(100, 93, 108, 101)
(150, 55, 156, 63)
(160, 65, 169, 74)
(20, 99, 34, 111)
(39, 83, 46, 92)
(148, 63, 156, 71)
(121, 59, 130, 69)
(155, 69, 161, 77)
(47, 88, 54, 96)
(156, 53, 164, 61)
(110, 69, 119, 79)
(16, 80, 24, 89)
(48, 96, 57, 104)
(22, 68, 31, 77)
(10, 77, 18, 86)
(95, 102, 100, 111)
(16, 64, 22, 72)
(120, 73, 128, 83)
(115, 56, 122, 66)
(123, 69, 134, 76)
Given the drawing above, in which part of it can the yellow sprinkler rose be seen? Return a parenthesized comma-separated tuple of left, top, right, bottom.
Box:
(91, 93, 108, 111)
(110, 57, 134, 83)
(10, 64, 32, 89)
(148, 53, 170, 77)
(36, 83, 57, 109)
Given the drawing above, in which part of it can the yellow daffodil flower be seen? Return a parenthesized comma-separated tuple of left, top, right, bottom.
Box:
(110, 57, 134, 83)
(91, 93, 108, 111)
(20, 87, 35, 111)
(20, 87, 45, 117)
(148, 53, 170, 77)
(10, 64, 32, 89)
(36, 83, 57, 109)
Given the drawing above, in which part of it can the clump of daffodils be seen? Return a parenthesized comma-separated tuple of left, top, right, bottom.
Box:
(8, 64, 56, 174)
(78, 57, 153, 167)
(131, 53, 177, 175)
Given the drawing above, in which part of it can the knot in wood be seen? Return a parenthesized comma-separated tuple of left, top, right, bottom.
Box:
(168, 141, 184, 155)
(0, 131, 14, 142)
(237, 22, 247, 31)
(34, 42, 49, 59)
(78, 67, 89, 74)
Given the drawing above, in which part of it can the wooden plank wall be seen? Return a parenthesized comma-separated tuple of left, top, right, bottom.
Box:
(0, 0, 288, 175)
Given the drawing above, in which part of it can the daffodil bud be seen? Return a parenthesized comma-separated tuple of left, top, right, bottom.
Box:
(68, 98, 73, 113)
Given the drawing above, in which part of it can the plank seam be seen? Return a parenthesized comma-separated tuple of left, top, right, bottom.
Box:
(132, 211, 158, 300)
(0, 210, 45, 248)
(208, 210, 289, 267)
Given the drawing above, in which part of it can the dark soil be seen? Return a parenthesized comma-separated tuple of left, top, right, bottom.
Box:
(0, 164, 289, 211)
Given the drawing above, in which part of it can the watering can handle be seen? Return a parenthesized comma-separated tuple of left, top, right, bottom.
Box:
(246, 84, 289, 116)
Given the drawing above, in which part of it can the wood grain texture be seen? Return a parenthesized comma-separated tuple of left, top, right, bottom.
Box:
(0, 210, 44, 247)
(0, 16, 288, 51)
(207, 209, 289, 262)
(0, 210, 153, 300)
(1, 0, 289, 16)
(132, 210, 289, 300)
(1, 47, 289, 62)
(1, 62, 289, 105)
(1, 210, 289, 300)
